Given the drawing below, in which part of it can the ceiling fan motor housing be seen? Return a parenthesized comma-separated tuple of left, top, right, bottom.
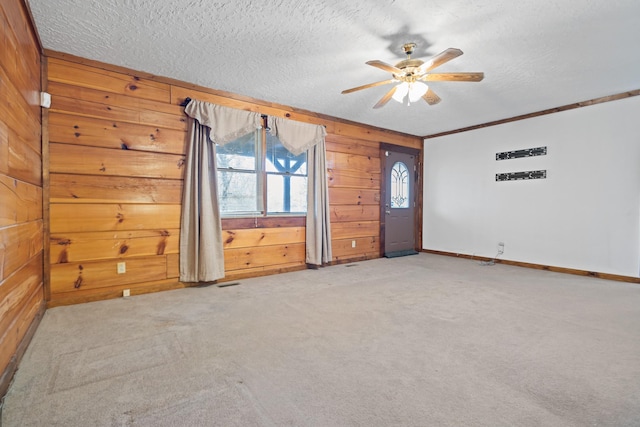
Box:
(394, 59, 424, 81)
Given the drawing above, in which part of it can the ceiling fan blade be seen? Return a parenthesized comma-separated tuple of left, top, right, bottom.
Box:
(366, 60, 404, 75)
(422, 88, 441, 105)
(420, 48, 463, 72)
(373, 86, 398, 109)
(341, 79, 395, 94)
(421, 72, 484, 82)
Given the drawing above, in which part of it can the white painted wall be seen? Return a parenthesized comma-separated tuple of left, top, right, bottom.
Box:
(423, 95, 640, 277)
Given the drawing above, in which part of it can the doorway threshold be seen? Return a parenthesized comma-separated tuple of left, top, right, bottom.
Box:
(384, 250, 419, 258)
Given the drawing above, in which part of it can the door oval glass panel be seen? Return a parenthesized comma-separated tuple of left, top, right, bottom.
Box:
(390, 161, 410, 208)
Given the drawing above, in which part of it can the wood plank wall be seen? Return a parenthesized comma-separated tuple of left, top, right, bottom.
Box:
(46, 58, 187, 306)
(45, 52, 422, 307)
(0, 0, 44, 395)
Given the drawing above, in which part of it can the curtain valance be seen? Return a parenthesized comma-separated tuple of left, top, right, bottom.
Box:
(184, 99, 262, 145)
(268, 116, 327, 156)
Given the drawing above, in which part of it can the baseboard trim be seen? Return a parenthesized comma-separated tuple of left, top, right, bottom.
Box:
(422, 250, 640, 284)
(0, 300, 47, 406)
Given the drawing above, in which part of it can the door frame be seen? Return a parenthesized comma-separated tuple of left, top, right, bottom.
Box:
(379, 143, 423, 257)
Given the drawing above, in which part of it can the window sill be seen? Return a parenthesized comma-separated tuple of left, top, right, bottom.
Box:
(222, 216, 306, 230)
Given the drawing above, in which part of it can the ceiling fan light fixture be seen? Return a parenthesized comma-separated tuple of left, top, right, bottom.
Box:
(408, 81, 428, 103)
(392, 81, 429, 105)
(392, 82, 409, 102)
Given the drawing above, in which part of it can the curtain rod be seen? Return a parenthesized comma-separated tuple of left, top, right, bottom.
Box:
(180, 96, 265, 119)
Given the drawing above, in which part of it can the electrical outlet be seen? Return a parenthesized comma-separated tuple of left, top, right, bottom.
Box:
(498, 242, 505, 254)
(117, 262, 126, 274)
(123, 289, 130, 297)
(351, 240, 356, 248)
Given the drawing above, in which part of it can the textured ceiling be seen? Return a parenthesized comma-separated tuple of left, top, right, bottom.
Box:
(28, 0, 640, 137)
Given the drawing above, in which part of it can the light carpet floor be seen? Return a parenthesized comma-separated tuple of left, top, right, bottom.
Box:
(2, 253, 640, 426)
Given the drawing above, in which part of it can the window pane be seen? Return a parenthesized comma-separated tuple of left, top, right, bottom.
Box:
(265, 133, 307, 175)
(216, 131, 257, 171)
(267, 174, 307, 214)
(216, 130, 261, 215)
(390, 161, 410, 208)
(217, 171, 259, 213)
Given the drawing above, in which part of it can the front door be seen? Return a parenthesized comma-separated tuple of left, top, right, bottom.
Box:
(383, 148, 418, 257)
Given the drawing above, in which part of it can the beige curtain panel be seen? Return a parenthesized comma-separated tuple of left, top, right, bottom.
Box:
(268, 116, 332, 265)
(180, 100, 261, 283)
(305, 139, 333, 265)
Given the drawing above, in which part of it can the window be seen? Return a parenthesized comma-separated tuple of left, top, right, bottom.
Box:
(390, 161, 409, 208)
(216, 128, 307, 216)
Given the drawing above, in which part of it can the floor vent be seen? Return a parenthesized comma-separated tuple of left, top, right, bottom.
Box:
(217, 282, 241, 288)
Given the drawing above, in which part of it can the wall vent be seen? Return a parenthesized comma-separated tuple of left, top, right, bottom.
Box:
(496, 146, 547, 160)
(496, 170, 547, 182)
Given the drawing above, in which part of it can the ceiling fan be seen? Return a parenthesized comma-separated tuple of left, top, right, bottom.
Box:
(342, 43, 484, 108)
